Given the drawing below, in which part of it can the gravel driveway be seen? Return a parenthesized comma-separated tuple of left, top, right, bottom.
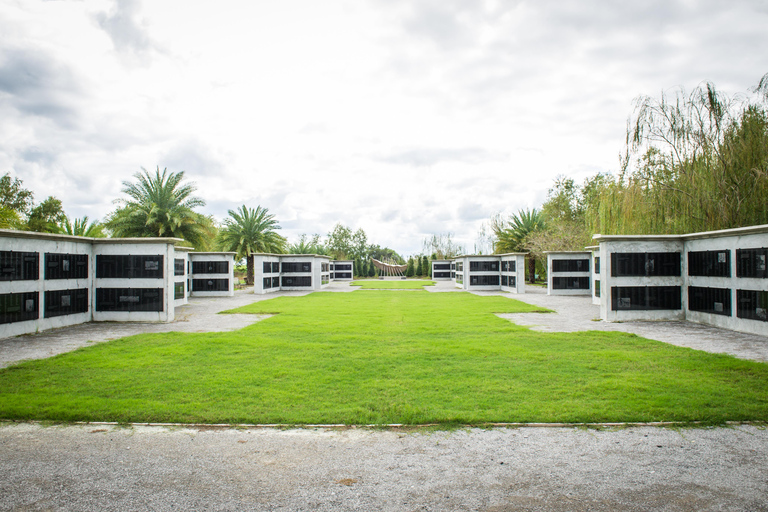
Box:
(1, 422, 767, 511)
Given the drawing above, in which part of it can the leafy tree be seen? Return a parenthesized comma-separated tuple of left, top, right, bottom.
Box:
(422, 232, 464, 259)
(405, 257, 415, 277)
(493, 208, 545, 283)
(367, 260, 375, 277)
(415, 257, 423, 277)
(351, 228, 368, 260)
(422, 255, 430, 278)
(59, 216, 106, 237)
(217, 205, 287, 285)
(326, 224, 353, 259)
(0, 173, 34, 228)
(26, 197, 66, 233)
(288, 234, 326, 254)
(595, 73, 768, 234)
(105, 167, 214, 249)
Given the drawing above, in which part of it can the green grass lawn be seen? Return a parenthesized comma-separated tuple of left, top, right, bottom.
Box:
(1, 290, 767, 425)
(351, 279, 435, 289)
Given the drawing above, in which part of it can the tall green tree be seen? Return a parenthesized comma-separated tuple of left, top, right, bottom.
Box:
(351, 228, 368, 260)
(0, 173, 33, 228)
(590, 73, 768, 234)
(326, 224, 353, 259)
(105, 167, 214, 249)
(26, 197, 66, 233)
(415, 257, 423, 277)
(493, 208, 545, 283)
(59, 216, 106, 237)
(217, 205, 287, 285)
(422, 255, 430, 278)
(422, 232, 464, 259)
(288, 234, 326, 254)
(405, 257, 415, 277)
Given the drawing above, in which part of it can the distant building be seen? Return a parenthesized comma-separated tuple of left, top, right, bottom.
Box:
(452, 253, 526, 294)
(252, 253, 332, 294)
(545, 251, 592, 296)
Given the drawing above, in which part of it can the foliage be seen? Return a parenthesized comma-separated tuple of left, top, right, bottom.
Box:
(2, 292, 768, 425)
(473, 222, 495, 255)
(325, 224, 353, 259)
(422, 232, 465, 259)
(405, 257, 415, 277)
(588, 73, 768, 235)
(0, 173, 33, 228)
(422, 255, 430, 278)
(25, 197, 66, 233)
(288, 234, 326, 254)
(492, 209, 545, 284)
(105, 167, 214, 249)
(524, 176, 593, 257)
(58, 216, 106, 237)
(217, 204, 286, 285)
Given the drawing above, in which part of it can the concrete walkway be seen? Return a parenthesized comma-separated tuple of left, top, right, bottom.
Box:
(0, 288, 297, 368)
(429, 280, 768, 362)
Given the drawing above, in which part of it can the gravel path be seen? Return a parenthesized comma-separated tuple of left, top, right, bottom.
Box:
(492, 286, 768, 362)
(1, 422, 767, 511)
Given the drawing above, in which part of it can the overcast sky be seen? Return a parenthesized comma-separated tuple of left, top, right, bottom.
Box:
(1, 0, 767, 255)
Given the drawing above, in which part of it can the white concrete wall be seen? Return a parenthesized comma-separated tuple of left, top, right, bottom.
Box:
(315, 257, 331, 290)
(1, 234, 93, 337)
(500, 254, 526, 294)
(547, 252, 592, 296)
(599, 239, 685, 322)
(590, 248, 601, 305)
(92, 241, 176, 323)
(331, 261, 354, 281)
(683, 231, 768, 336)
(460, 255, 502, 291)
(454, 257, 466, 289)
(173, 249, 190, 307)
(279, 255, 316, 291)
(597, 227, 768, 335)
(189, 253, 235, 297)
(253, 254, 330, 293)
(253, 254, 282, 295)
(431, 260, 453, 281)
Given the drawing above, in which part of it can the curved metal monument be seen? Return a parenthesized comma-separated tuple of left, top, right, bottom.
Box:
(371, 257, 407, 278)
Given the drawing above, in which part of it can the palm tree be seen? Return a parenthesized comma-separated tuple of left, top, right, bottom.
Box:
(493, 208, 546, 283)
(217, 205, 287, 285)
(59, 216, 106, 237)
(287, 234, 327, 255)
(105, 167, 213, 249)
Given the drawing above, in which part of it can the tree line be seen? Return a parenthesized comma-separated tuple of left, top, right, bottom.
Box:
(0, 166, 418, 285)
(491, 72, 768, 283)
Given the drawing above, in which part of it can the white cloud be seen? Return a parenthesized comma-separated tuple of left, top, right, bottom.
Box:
(1, 0, 767, 254)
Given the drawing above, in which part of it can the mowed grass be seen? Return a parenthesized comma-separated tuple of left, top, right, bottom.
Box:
(351, 279, 435, 289)
(1, 291, 767, 425)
